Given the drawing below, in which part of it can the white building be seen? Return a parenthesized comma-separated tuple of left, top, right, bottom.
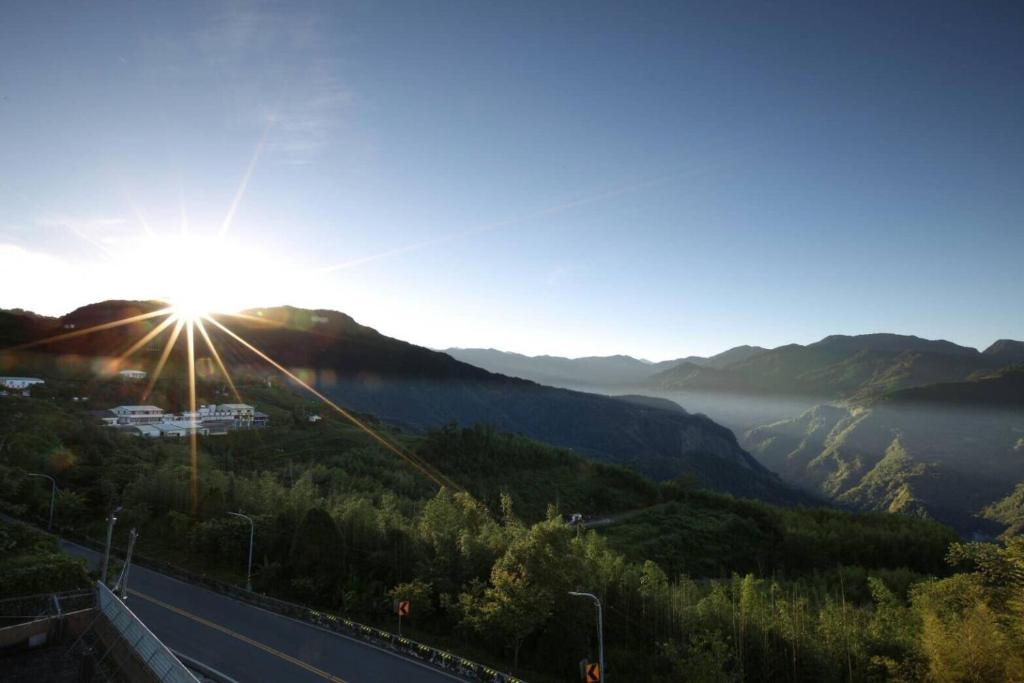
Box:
(194, 404, 256, 426)
(118, 369, 147, 380)
(102, 402, 268, 436)
(0, 377, 45, 390)
(111, 405, 165, 425)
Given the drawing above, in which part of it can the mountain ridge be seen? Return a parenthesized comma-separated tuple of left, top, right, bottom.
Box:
(0, 300, 804, 504)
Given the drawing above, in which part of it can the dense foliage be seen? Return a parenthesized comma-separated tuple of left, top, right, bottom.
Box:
(1, 384, 1022, 681)
(0, 520, 90, 598)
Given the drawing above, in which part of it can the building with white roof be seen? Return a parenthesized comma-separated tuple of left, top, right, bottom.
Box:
(0, 377, 45, 390)
(194, 404, 256, 426)
(118, 369, 147, 380)
(100, 402, 268, 436)
(111, 405, 165, 425)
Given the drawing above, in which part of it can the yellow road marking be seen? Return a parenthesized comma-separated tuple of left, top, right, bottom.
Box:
(128, 589, 348, 683)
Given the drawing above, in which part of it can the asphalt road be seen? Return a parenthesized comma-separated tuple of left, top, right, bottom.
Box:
(60, 540, 463, 683)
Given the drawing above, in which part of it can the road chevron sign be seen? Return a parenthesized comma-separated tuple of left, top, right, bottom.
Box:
(397, 600, 410, 617)
(585, 662, 601, 682)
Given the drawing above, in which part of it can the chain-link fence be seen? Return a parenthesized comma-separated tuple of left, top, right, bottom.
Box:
(0, 590, 94, 627)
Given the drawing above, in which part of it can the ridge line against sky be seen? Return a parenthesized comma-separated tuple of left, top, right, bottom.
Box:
(1, 1, 1021, 359)
(3, 298, 1017, 365)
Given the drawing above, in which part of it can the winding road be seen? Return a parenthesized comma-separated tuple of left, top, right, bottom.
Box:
(61, 540, 464, 683)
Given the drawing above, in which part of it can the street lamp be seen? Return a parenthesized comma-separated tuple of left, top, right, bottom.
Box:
(569, 591, 605, 681)
(100, 506, 123, 585)
(27, 473, 57, 531)
(227, 511, 255, 591)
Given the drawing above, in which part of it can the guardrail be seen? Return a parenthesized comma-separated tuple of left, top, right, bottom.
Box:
(68, 532, 525, 683)
(96, 581, 199, 683)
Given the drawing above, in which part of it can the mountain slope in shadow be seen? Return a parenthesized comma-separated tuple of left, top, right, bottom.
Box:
(0, 301, 805, 504)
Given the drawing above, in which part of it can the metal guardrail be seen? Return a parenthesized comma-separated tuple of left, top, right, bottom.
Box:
(4, 513, 525, 683)
(62, 531, 525, 682)
(96, 582, 199, 683)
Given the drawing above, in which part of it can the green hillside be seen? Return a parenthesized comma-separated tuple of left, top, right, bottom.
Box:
(4, 380, 1024, 681)
(0, 302, 798, 502)
(744, 366, 1024, 535)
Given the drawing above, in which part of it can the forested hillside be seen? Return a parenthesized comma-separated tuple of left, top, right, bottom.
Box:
(745, 366, 1024, 535)
(2, 382, 1024, 680)
(0, 302, 799, 502)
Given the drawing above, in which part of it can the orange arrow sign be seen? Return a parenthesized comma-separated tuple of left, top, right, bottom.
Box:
(585, 662, 601, 682)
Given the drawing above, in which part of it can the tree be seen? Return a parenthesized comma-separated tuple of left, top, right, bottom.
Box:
(289, 507, 343, 602)
(459, 514, 579, 668)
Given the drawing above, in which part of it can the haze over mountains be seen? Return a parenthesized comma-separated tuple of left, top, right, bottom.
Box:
(452, 335, 1024, 536)
(450, 335, 1024, 401)
(444, 345, 767, 389)
(4, 300, 1023, 534)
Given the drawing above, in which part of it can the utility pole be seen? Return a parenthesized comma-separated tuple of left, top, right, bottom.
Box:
(100, 506, 123, 585)
(113, 528, 138, 600)
(228, 512, 255, 591)
(27, 473, 57, 531)
(569, 591, 605, 681)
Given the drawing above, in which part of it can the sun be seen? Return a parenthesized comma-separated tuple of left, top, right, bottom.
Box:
(169, 295, 210, 322)
(108, 230, 299, 320)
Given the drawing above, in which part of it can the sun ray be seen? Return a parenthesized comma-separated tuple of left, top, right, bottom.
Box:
(204, 315, 460, 491)
(3, 307, 174, 353)
(116, 313, 178, 362)
(141, 317, 185, 402)
(122, 190, 155, 237)
(315, 172, 680, 275)
(186, 319, 199, 515)
(195, 317, 243, 403)
(217, 122, 272, 239)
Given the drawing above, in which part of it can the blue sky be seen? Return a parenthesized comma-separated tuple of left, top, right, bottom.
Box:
(1, 1, 1021, 359)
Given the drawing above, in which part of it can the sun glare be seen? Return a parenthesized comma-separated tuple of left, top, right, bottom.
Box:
(108, 230, 303, 319)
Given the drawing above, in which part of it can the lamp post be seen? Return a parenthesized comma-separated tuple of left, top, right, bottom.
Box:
(100, 506, 123, 585)
(27, 473, 57, 531)
(228, 512, 254, 591)
(569, 591, 604, 681)
(113, 528, 138, 600)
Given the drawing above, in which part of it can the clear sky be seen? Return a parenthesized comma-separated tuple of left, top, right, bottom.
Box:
(1, 1, 1021, 359)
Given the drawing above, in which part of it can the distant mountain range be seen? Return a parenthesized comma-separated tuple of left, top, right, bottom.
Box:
(6, 302, 1022, 532)
(0, 301, 802, 504)
(451, 333, 1024, 536)
(644, 333, 1024, 401)
(448, 335, 1024, 403)
(444, 345, 767, 389)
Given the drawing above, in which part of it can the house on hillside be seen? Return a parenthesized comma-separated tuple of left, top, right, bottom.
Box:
(0, 377, 45, 389)
(111, 405, 165, 425)
(0, 377, 45, 397)
(97, 402, 268, 436)
(134, 422, 201, 438)
(194, 403, 257, 427)
(118, 369, 147, 381)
